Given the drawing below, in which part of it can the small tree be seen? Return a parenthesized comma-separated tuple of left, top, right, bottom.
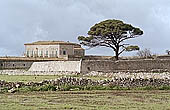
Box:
(136, 48, 152, 58)
(78, 19, 143, 60)
(166, 50, 170, 55)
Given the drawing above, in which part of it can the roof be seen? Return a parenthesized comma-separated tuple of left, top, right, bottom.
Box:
(0, 57, 65, 61)
(24, 41, 81, 46)
(74, 48, 84, 50)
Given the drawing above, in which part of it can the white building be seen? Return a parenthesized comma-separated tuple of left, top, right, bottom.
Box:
(24, 41, 85, 59)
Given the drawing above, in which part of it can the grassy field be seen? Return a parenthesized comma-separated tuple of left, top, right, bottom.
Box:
(1, 75, 170, 110)
(0, 75, 110, 82)
(0, 90, 170, 110)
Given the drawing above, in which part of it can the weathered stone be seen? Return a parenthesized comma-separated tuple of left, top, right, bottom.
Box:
(8, 88, 16, 93)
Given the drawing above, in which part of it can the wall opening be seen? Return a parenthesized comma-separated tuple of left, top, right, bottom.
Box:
(87, 67, 91, 71)
(63, 50, 66, 55)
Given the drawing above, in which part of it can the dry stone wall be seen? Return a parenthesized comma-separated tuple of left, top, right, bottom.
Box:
(1, 76, 170, 92)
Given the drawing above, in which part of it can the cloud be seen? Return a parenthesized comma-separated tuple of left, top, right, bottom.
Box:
(0, 0, 170, 56)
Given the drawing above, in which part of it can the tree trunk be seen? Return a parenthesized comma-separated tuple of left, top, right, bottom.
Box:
(115, 51, 119, 60)
(115, 49, 119, 60)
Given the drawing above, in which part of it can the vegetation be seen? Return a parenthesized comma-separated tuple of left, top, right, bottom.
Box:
(0, 90, 170, 110)
(78, 19, 143, 60)
(19, 85, 170, 92)
(136, 48, 152, 58)
(0, 75, 110, 82)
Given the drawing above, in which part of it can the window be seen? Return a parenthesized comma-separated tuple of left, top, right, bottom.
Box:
(63, 50, 66, 55)
(40, 51, 43, 57)
(23, 64, 26, 66)
(13, 64, 15, 67)
(56, 50, 58, 57)
(26, 51, 29, 57)
(46, 51, 48, 57)
(30, 51, 33, 57)
(1, 64, 3, 66)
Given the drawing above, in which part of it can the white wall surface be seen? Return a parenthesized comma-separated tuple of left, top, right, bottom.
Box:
(28, 61, 81, 72)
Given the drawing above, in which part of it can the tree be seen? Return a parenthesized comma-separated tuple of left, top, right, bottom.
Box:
(78, 19, 143, 60)
(136, 48, 152, 58)
(166, 50, 170, 55)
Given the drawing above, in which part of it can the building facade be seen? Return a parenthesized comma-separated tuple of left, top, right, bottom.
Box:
(24, 41, 85, 59)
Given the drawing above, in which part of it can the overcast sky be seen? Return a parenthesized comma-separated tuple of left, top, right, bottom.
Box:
(0, 0, 170, 56)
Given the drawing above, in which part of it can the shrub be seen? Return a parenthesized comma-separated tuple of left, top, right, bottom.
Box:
(39, 85, 56, 91)
(159, 86, 170, 90)
(0, 87, 8, 93)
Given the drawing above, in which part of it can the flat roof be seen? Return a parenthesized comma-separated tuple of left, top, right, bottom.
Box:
(0, 57, 65, 61)
(24, 41, 81, 46)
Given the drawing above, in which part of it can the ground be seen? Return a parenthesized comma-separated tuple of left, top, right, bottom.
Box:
(0, 90, 170, 110)
(1, 75, 170, 110)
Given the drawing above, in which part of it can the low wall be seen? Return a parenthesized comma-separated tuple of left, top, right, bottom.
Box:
(28, 61, 81, 72)
(1, 76, 170, 92)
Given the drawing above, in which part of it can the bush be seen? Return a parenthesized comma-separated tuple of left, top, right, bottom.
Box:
(159, 86, 170, 90)
(0, 87, 8, 93)
(39, 85, 56, 91)
(4, 84, 170, 93)
(59, 85, 83, 91)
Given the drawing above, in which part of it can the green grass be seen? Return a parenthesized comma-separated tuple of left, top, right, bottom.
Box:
(0, 75, 110, 82)
(0, 90, 170, 110)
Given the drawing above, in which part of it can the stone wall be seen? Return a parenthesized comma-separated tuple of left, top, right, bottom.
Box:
(1, 76, 170, 93)
(0, 60, 33, 70)
(81, 59, 170, 73)
(2, 58, 170, 73)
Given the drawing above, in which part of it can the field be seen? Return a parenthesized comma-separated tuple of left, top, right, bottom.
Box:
(0, 90, 170, 110)
(0, 75, 110, 82)
(1, 75, 170, 110)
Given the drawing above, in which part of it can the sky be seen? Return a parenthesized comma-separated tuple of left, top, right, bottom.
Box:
(0, 0, 170, 56)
